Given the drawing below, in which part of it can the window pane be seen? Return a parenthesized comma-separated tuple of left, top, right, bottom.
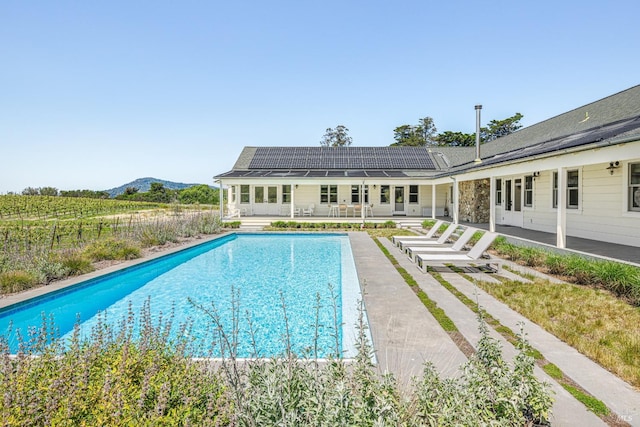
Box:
(630, 187, 640, 210)
(409, 185, 419, 203)
(240, 185, 250, 203)
(630, 163, 640, 185)
(282, 185, 291, 203)
(268, 186, 277, 203)
(330, 185, 338, 204)
(567, 170, 578, 186)
(320, 185, 328, 204)
(351, 185, 360, 203)
(380, 185, 390, 204)
(568, 189, 578, 208)
(254, 187, 264, 203)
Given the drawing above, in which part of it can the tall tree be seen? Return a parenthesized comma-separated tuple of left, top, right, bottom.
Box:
(391, 117, 437, 146)
(434, 131, 476, 147)
(320, 125, 353, 147)
(481, 112, 524, 142)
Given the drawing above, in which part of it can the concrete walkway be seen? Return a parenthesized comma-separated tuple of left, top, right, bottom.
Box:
(380, 232, 640, 425)
(348, 232, 467, 387)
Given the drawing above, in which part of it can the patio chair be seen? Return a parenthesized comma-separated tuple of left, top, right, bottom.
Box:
(353, 204, 362, 217)
(396, 222, 458, 251)
(415, 232, 501, 272)
(302, 203, 315, 216)
(338, 204, 348, 217)
(364, 203, 374, 217)
(391, 220, 445, 246)
(405, 227, 479, 262)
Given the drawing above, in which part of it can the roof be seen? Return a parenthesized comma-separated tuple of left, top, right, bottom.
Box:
(439, 85, 640, 171)
(217, 146, 443, 179)
(217, 85, 640, 180)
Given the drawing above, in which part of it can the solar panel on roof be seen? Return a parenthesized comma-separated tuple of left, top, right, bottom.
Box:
(249, 146, 436, 170)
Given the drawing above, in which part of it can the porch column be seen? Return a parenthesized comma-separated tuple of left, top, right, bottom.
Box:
(556, 168, 567, 248)
(431, 183, 437, 219)
(218, 180, 224, 217)
(452, 178, 459, 224)
(361, 182, 365, 220)
(291, 184, 296, 219)
(489, 176, 496, 232)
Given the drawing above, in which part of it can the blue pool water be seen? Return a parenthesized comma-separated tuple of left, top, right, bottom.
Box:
(0, 233, 362, 358)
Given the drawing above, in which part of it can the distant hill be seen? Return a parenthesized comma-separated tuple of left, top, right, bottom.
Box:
(104, 177, 208, 198)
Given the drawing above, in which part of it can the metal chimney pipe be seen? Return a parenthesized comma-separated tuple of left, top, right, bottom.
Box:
(474, 104, 482, 163)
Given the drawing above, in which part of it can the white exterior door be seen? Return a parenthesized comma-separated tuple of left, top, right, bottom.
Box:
(502, 178, 524, 227)
(394, 186, 406, 214)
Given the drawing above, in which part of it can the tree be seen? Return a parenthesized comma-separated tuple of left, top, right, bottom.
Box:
(391, 117, 437, 146)
(481, 112, 524, 142)
(39, 187, 59, 196)
(21, 187, 40, 196)
(434, 131, 476, 147)
(147, 182, 173, 203)
(178, 184, 219, 205)
(320, 125, 353, 147)
(124, 187, 139, 195)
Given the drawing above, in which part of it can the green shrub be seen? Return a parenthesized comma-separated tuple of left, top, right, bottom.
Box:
(82, 238, 141, 261)
(0, 270, 38, 293)
(59, 253, 95, 276)
(222, 220, 241, 229)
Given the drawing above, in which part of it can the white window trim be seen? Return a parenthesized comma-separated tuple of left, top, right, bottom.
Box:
(523, 175, 535, 211)
(551, 168, 583, 214)
(623, 160, 640, 217)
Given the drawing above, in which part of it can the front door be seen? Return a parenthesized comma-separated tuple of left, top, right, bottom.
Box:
(503, 178, 524, 227)
(394, 186, 405, 214)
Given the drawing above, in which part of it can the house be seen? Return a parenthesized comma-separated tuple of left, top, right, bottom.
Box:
(215, 85, 640, 248)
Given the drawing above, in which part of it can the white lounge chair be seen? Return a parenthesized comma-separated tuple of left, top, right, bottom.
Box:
(405, 227, 478, 261)
(392, 220, 445, 246)
(415, 232, 501, 272)
(396, 222, 458, 252)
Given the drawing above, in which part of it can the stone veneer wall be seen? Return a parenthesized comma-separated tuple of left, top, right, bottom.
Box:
(459, 178, 490, 223)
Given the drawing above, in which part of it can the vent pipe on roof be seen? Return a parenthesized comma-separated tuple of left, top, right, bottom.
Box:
(474, 104, 482, 163)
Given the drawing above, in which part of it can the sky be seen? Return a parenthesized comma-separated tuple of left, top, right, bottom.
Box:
(1, 0, 639, 193)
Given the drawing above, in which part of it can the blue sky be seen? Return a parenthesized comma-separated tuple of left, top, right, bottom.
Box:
(1, 0, 639, 193)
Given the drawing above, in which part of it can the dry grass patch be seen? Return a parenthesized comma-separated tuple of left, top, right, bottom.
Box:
(475, 278, 640, 388)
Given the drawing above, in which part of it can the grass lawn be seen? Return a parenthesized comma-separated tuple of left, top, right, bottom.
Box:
(474, 277, 640, 388)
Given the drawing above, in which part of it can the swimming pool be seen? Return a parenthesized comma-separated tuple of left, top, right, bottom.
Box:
(0, 233, 363, 358)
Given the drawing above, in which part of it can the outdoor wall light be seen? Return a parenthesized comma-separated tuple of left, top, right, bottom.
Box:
(373, 185, 377, 189)
(532, 171, 540, 178)
(295, 184, 298, 189)
(606, 161, 620, 175)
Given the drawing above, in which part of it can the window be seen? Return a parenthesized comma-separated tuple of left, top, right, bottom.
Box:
(552, 172, 558, 208)
(254, 187, 264, 203)
(230, 186, 237, 203)
(267, 186, 277, 203)
(320, 185, 337, 204)
(629, 163, 640, 211)
(351, 185, 360, 203)
(380, 185, 390, 204)
(240, 185, 250, 203)
(282, 185, 291, 203)
(524, 176, 533, 207)
(567, 170, 579, 209)
(495, 179, 502, 205)
(409, 185, 419, 203)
